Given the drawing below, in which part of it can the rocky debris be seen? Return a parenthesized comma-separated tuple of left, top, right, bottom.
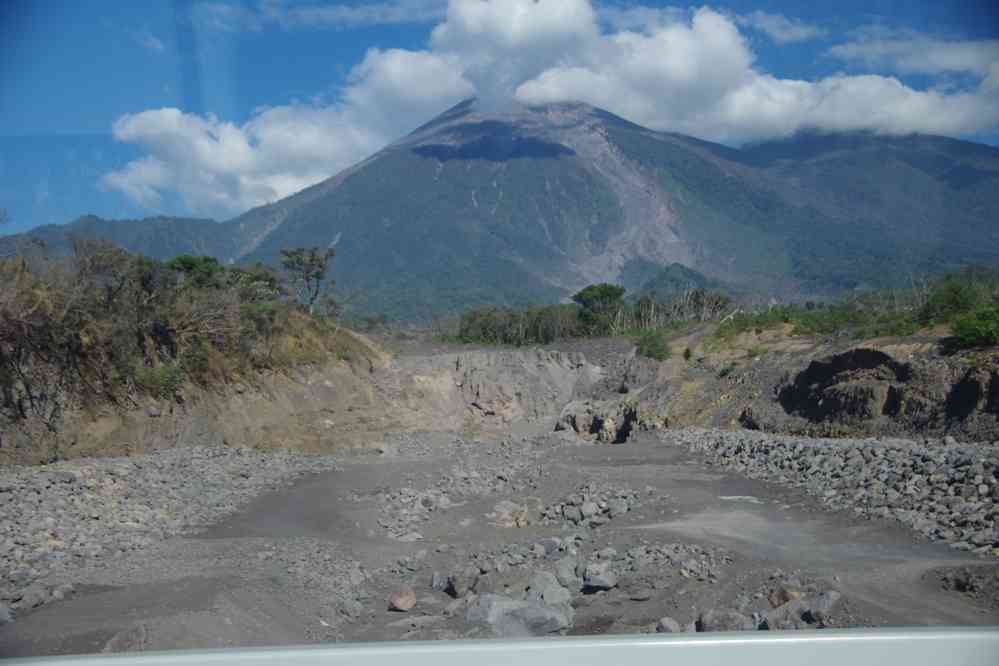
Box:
(526, 571, 573, 607)
(739, 347, 999, 442)
(662, 428, 999, 556)
(0, 446, 340, 616)
(929, 564, 999, 611)
(768, 583, 803, 608)
(373, 486, 453, 539)
(762, 591, 842, 630)
(541, 484, 641, 528)
(388, 586, 417, 612)
(445, 567, 481, 599)
(489, 500, 534, 528)
(778, 349, 912, 423)
(696, 609, 756, 632)
(622, 542, 732, 583)
(465, 593, 572, 637)
(582, 561, 618, 592)
(655, 616, 682, 633)
(556, 397, 664, 443)
(555, 556, 583, 592)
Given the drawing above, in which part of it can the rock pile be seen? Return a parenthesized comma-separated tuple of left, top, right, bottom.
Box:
(663, 428, 999, 556)
(540, 484, 641, 528)
(0, 446, 340, 617)
(374, 486, 453, 540)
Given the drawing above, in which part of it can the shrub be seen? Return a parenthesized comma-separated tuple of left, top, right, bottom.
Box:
(683, 346, 692, 361)
(920, 276, 983, 323)
(951, 305, 999, 348)
(635, 330, 671, 360)
(717, 363, 736, 378)
(134, 364, 186, 399)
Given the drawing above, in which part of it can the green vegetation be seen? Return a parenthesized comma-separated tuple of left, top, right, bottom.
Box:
(572, 283, 626, 334)
(952, 305, 999, 348)
(717, 363, 736, 378)
(451, 266, 999, 357)
(713, 267, 999, 348)
(635, 330, 671, 360)
(0, 240, 361, 433)
(453, 283, 730, 353)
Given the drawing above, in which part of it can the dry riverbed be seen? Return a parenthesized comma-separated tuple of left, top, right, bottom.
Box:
(1, 425, 996, 656)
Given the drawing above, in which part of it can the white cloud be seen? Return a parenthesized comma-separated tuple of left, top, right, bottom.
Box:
(431, 0, 599, 105)
(102, 50, 472, 217)
(514, 7, 999, 143)
(597, 4, 685, 33)
(133, 30, 165, 52)
(197, 0, 446, 31)
(735, 10, 826, 45)
(828, 28, 999, 76)
(106, 1, 999, 218)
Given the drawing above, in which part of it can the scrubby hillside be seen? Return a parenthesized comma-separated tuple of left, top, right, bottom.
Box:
(0, 243, 380, 464)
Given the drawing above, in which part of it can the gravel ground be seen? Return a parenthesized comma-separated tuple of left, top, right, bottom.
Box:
(0, 446, 340, 617)
(660, 428, 999, 557)
(927, 564, 999, 611)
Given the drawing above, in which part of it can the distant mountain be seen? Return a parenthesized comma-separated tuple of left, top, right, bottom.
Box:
(0, 134, 155, 233)
(6, 100, 999, 318)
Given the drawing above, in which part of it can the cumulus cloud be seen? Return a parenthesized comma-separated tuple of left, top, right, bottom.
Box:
(431, 0, 599, 105)
(735, 10, 826, 45)
(828, 28, 999, 76)
(105, 1, 999, 218)
(597, 4, 685, 33)
(513, 6, 999, 143)
(101, 49, 472, 217)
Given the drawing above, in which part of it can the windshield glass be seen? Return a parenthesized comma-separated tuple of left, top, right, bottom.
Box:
(1, 0, 998, 657)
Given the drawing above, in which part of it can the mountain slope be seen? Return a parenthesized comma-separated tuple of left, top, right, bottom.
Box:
(8, 100, 999, 318)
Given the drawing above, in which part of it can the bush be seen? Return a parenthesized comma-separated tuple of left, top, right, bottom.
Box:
(635, 330, 671, 360)
(951, 305, 999, 348)
(134, 364, 186, 399)
(920, 276, 983, 323)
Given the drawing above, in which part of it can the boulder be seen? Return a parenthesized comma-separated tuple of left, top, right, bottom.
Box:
(525, 571, 573, 608)
(466, 594, 572, 637)
(388, 586, 417, 612)
(555, 399, 645, 443)
(445, 566, 480, 598)
(583, 561, 618, 592)
(563, 505, 583, 524)
(696, 609, 756, 632)
(555, 556, 582, 591)
(491, 500, 531, 528)
(763, 591, 841, 629)
(656, 616, 683, 633)
(607, 498, 629, 518)
(768, 584, 803, 608)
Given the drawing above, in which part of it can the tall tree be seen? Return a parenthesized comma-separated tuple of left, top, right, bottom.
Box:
(280, 246, 335, 315)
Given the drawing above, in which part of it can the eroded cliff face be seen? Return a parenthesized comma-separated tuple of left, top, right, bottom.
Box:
(0, 347, 604, 465)
(3, 328, 996, 467)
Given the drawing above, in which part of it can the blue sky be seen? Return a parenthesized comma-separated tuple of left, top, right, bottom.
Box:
(1, 0, 998, 232)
